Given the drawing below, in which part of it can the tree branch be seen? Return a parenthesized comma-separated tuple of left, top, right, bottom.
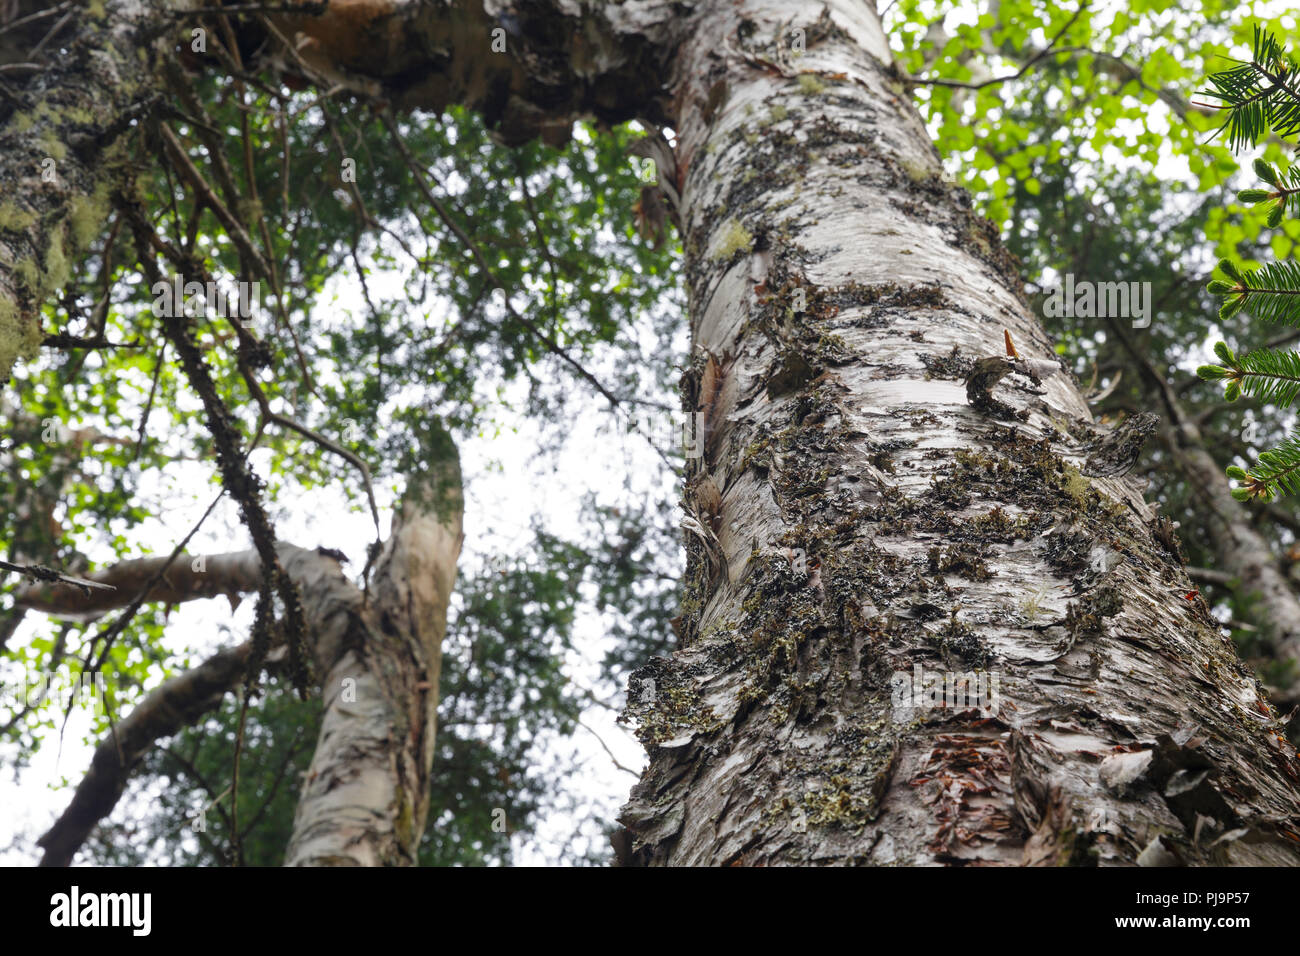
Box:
(0, 559, 117, 597)
(37, 641, 254, 867)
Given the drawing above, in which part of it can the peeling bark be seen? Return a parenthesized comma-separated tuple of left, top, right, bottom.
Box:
(282, 467, 463, 866)
(264, 0, 683, 142)
(613, 0, 1300, 866)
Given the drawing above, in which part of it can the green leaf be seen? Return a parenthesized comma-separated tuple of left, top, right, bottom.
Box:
(1220, 346, 1300, 407)
(1214, 259, 1300, 327)
(1255, 157, 1281, 185)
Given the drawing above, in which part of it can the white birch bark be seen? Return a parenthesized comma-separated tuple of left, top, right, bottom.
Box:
(615, 0, 1300, 866)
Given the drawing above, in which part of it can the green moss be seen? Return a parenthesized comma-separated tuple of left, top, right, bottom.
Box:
(67, 185, 111, 250)
(900, 157, 934, 183)
(797, 73, 826, 95)
(393, 788, 415, 850)
(43, 227, 70, 294)
(711, 219, 753, 262)
(9, 112, 33, 133)
(768, 104, 789, 123)
(1062, 465, 1092, 506)
(37, 128, 67, 162)
(14, 257, 39, 293)
(803, 774, 878, 828)
(0, 292, 41, 383)
(0, 203, 36, 233)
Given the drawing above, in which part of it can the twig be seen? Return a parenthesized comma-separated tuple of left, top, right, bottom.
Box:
(380, 110, 626, 412)
(577, 718, 639, 778)
(0, 559, 117, 596)
(42, 332, 142, 350)
(168, 1, 328, 15)
(904, 5, 1087, 91)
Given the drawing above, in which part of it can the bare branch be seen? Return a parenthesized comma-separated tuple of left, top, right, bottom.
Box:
(0, 559, 117, 597)
(37, 642, 254, 867)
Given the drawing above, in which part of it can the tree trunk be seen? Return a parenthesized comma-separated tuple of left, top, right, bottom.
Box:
(0, 0, 172, 383)
(1098, 316, 1300, 707)
(283, 474, 464, 866)
(27, 451, 463, 867)
(9, 0, 1300, 867)
(1163, 401, 1300, 704)
(615, 0, 1300, 866)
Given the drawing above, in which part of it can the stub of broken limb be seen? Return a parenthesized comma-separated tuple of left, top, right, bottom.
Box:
(965, 355, 1050, 421)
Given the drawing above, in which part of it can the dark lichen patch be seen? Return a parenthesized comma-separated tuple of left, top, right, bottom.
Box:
(1149, 515, 1188, 569)
(928, 544, 992, 581)
(823, 279, 949, 311)
(802, 760, 893, 829)
(1085, 583, 1124, 619)
(936, 611, 995, 668)
(970, 506, 1039, 543)
(733, 554, 832, 710)
(942, 429, 1124, 528)
(766, 347, 822, 398)
(965, 356, 1030, 422)
(868, 437, 916, 475)
(1044, 526, 1093, 575)
(961, 212, 1028, 299)
(621, 658, 721, 749)
(921, 344, 974, 380)
(1062, 585, 1123, 647)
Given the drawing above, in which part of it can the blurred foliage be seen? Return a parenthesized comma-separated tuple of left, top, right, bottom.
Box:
(2, 56, 681, 864)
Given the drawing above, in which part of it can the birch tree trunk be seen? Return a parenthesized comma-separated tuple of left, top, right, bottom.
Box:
(282, 473, 464, 866)
(26, 456, 463, 867)
(614, 0, 1300, 866)
(1163, 405, 1300, 704)
(9, 0, 1300, 867)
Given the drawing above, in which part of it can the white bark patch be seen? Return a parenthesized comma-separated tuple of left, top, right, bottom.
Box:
(618, 0, 1300, 867)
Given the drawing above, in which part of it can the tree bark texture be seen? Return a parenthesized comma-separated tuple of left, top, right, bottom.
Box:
(614, 0, 1300, 866)
(7, 0, 1300, 867)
